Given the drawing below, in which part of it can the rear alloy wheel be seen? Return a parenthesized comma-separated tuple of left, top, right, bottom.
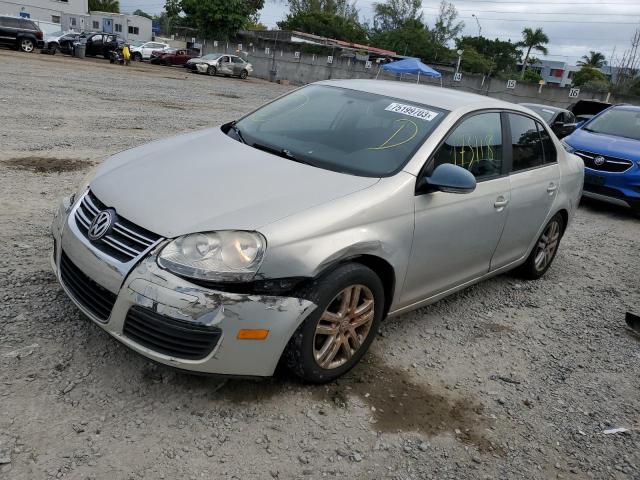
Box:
(20, 38, 34, 53)
(284, 263, 384, 383)
(517, 213, 564, 279)
(207, 65, 217, 76)
(239, 69, 248, 79)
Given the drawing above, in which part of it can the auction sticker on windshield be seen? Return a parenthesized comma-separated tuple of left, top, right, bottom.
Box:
(385, 103, 439, 121)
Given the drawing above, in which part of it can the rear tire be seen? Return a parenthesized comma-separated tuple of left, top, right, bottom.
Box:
(284, 263, 385, 384)
(19, 38, 35, 53)
(516, 213, 564, 280)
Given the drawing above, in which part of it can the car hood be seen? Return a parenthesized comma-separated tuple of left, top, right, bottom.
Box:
(90, 128, 379, 238)
(564, 128, 640, 161)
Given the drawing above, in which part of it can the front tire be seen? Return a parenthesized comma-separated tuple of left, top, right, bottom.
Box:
(517, 213, 564, 279)
(239, 69, 248, 79)
(133, 52, 142, 62)
(19, 38, 35, 53)
(284, 263, 385, 384)
(207, 65, 217, 76)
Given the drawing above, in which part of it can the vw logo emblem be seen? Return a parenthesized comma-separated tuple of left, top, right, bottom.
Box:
(88, 210, 114, 240)
(594, 156, 606, 166)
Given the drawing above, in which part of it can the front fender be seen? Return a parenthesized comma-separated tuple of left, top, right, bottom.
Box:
(257, 173, 416, 311)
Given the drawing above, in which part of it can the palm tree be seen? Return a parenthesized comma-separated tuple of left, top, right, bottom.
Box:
(517, 27, 549, 79)
(89, 0, 120, 13)
(577, 51, 607, 69)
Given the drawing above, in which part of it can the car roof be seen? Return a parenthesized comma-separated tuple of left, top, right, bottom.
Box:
(610, 104, 640, 111)
(316, 79, 520, 112)
(520, 103, 567, 113)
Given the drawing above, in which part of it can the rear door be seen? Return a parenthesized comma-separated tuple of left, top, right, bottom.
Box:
(490, 113, 560, 269)
(0, 17, 20, 42)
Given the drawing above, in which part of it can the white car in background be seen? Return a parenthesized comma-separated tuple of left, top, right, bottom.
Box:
(129, 40, 169, 61)
(193, 53, 253, 79)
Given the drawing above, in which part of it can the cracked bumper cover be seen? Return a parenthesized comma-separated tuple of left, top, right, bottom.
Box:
(51, 197, 317, 377)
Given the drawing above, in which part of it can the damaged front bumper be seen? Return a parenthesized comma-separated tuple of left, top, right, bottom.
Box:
(51, 196, 317, 377)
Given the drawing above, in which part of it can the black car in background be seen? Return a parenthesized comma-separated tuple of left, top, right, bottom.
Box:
(79, 32, 124, 58)
(0, 15, 44, 53)
(520, 103, 578, 138)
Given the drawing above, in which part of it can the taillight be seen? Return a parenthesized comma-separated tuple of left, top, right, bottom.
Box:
(36, 31, 43, 39)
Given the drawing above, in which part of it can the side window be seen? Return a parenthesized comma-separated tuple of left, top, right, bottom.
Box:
(432, 112, 503, 180)
(509, 114, 544, 172)
(566, 112, 576, 123)
(537, 122, 557, 164)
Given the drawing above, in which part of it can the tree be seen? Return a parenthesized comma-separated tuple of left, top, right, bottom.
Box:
(166, 0, 264, 39)
(133, 9, 153, 19)
(455, 36, 521, 75)
(431, 1, 464, 48)
(373, 0, 422, 31)
(278, 0, 367, 42)
(89, 0, 119, 13)
(522, 68, 542, 84)
(370, 18, 434, 58)
(577, 51, 607, 69)
(572, 67, 608, 87)
(516, 27, 549, 79)
(278, 12, 367, 43)
(460, 47, 494, 74)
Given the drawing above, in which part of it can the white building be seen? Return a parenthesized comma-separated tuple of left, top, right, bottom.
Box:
(0, 0, 152, 41)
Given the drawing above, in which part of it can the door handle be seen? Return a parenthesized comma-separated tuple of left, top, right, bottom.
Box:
(494, 196, 509, 209)
(547, 183, 558, 193)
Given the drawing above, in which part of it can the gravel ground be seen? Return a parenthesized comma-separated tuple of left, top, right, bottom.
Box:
(1, 49, 639, 480)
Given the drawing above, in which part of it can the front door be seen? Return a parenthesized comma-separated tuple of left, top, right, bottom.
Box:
(218, 55, 233, 75)
(400, 111, 510, 308)
(490, 113, 560, 268)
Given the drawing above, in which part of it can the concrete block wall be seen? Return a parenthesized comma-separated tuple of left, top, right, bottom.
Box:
(203, 40, 636, 108)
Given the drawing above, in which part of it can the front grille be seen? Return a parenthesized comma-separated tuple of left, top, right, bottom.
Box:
(75, 190, 162, 263)
(576, 151, 633, 173)
(123, 306, 222, 360)
(60, 251, 117, 322)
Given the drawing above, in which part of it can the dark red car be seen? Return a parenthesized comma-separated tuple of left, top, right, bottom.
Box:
(150, 48, 199, 66)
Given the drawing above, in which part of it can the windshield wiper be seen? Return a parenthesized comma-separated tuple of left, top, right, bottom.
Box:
(229, 121, 247, 144)
(252, 142, 312, 166)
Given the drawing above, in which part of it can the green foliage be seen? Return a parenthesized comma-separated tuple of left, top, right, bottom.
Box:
(431, 1, 464, 48)
(166, 0, 265, 39)
(288, 0, 359, 22)
(572, 67, 608, 88)
(278, 11, 368, 43)
(132, 9, 153, 19)
(522, 68, 542, 84)
(460, 47, 494, 74)
(89, 0, 119, 13)
(373, 0, 423, 31)
(370, 18, 446, 60)
(577, 51, 607, 69)
(456, 36, 521, 74)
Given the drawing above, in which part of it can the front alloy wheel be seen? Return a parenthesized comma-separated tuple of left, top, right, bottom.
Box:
(284, 263, 384, 383)
(313, 285, 374, 369)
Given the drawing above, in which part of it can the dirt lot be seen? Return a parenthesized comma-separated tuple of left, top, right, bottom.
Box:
(1, 49, 639, 480)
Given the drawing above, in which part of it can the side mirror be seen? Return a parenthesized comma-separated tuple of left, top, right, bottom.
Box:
(554, 122, 578, 138)
(418, 163, 476, 195)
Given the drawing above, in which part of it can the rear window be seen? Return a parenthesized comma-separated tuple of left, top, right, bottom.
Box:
(233, 84, 448, 177)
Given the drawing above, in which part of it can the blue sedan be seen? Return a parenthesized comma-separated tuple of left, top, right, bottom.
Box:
(562, 105, 640, 214)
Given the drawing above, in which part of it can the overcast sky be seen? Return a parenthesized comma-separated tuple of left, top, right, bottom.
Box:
(120, 0, 640, 65)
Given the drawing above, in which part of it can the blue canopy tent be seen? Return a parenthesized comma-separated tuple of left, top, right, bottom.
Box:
(377, 58, 442, 86)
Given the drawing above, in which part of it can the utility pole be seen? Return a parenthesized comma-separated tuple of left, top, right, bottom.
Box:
(472, 14, 481, 37)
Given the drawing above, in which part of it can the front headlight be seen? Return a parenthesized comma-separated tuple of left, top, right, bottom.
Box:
(157, 231, 266, 282)
(561, 139, 575, 153)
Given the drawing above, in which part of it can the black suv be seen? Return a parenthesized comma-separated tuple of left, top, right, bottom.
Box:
(0, 15, 44, 52)
(80, 32, 124, 58)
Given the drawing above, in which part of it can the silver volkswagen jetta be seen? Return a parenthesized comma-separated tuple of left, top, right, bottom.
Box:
(51, 80, 584, 383)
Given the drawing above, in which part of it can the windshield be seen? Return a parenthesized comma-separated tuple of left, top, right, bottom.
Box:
(583, 107, 640, 141)
(48, 30, 64, 37)
(202, 53, 221, 60)
(524, 105, 556, 123)
(130, 40, 144, 47)
(233, 85, 448, 177)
